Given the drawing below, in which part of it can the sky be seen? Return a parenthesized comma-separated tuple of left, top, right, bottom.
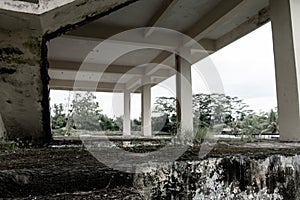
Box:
(50, 22, 277, 119)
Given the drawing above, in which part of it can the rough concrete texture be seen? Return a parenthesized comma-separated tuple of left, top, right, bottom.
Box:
(0, 0, 138, 33)
(134, 155, 300, 199)
(0, 32, 50, 141)
(40, 0, 138, 37)
(0, 0, 138, 142)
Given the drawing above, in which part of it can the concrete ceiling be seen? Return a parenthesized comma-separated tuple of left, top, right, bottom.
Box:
(47, 0, 271, 92)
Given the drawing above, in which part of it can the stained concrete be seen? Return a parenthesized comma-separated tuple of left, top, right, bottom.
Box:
(0, 33, 49, 142)
(0, 0, 138, 142)
(135, 155, 300, 199)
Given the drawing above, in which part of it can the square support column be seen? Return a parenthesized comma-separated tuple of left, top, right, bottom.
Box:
(141, 77, 152, 137)
(0, 34, 51, 142)
(175, 53, 193, 135)
(270, 0, 300, 141)
(123, 90, 131, 135)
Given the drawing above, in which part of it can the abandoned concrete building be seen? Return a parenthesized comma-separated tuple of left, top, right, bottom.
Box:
(1, 0, 299, 142)
(1, 0, 300, 199)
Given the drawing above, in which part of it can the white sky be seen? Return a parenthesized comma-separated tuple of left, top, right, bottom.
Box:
(50, 22, 277, 119)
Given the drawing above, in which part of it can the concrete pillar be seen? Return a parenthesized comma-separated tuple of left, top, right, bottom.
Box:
(141, 78, 152, 136)
(175, 53, 193, 135)
(123, 90, 131, 135)
(270, 0, 300, 141)
(0, 33, 51, 142)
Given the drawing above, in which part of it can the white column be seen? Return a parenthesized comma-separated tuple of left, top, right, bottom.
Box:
(142, 77, 152, 136)
(123, 90, 131, 135)
(270, 0, 300, 141)
(176, 52, 193, 134)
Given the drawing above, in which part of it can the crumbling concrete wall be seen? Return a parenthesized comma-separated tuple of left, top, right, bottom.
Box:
(0, 33, 50, 141)
(0, 0, 138, 142)
(134, 155, 300, 199)
(0, 10, 50, 142)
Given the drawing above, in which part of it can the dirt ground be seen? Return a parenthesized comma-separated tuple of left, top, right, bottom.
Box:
(1, 139, 300, 199)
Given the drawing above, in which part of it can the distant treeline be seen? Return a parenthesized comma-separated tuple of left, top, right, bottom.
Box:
(51, 92, 278, 136)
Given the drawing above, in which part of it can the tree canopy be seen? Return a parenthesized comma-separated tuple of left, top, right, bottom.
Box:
(51, 92, 278, 137)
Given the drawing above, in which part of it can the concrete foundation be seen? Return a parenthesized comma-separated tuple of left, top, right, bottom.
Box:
(135, 154, 300, 199)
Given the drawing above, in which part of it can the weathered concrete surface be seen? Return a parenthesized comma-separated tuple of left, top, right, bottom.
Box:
(0, 114, 6, 139)
(0, 28, 50, 141)
(40, 0, 139, 37)
(270, 0, 300, 141)
(1, 142, 300, 199)
(134, 155, 300, 199)
(0, 0, 138, 142)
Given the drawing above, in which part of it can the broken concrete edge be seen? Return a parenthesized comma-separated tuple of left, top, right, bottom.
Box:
(0, 0, 75, 15)
(43, 0, 139, 40)
(40, 37, 52, 144)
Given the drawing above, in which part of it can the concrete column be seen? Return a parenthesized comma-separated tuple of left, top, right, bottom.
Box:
(270, 0, 300, 141)
(0, 34, 51, 142)
(176, 53, 193, 134)
(141, 78, 152, 136)
(123, 90, 131, 135)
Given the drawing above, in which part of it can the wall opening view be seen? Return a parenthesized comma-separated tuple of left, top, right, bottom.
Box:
(49, 23, 277, 142)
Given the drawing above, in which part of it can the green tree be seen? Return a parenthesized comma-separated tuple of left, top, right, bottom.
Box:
(70, 92, 102, 131)
(51, 103, 67, 129)
(99, 114, 121, 131)
(261, 108, 279, 134)
(132, 117, 142, 131)
(153, 97, 177, 133)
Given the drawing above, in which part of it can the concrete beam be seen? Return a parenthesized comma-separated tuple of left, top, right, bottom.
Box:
(49, 79, 125, 92)
(270, 0, 300, 141)
(40, 0, 139, 36)
(184, 0, 245, 47)
(48, 69, 134, 83)
(144, 52, 175, 76)
(216, 7, 270, 50)
(49, 60, 143, 74)
(144, 0, 180, 37)
(63, 33, 214, 53)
